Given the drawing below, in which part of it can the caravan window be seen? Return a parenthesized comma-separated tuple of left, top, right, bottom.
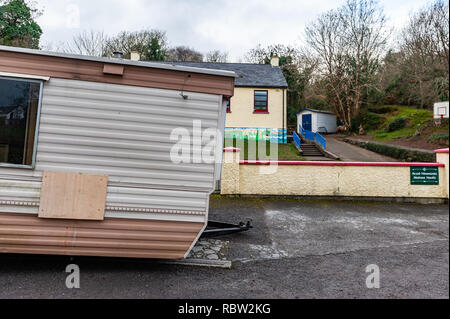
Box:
(0, 77, 43, 168)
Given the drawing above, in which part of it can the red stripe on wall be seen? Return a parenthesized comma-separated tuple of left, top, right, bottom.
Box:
(240, 161, 445, 167)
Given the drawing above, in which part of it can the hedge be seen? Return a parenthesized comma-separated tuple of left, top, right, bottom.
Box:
(343, 139, 436, 162)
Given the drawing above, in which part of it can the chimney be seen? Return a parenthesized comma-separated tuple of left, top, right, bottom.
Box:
(270, 56, 280, 67)
(130, 51, 140, 61)
(113, 51, 124, 59)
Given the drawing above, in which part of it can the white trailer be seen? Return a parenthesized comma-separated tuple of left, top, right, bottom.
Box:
(0, 45, 236, 260)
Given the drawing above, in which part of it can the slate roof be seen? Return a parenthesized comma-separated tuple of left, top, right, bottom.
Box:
(157, 62, 288, 88)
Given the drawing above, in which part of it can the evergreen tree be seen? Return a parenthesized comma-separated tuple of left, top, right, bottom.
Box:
(0, 0, 42, 49)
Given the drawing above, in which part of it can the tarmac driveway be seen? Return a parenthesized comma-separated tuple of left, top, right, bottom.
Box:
(0, 197, 448, 299)
(325, 135, 397, 162)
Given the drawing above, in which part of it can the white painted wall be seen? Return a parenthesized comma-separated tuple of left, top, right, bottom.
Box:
(316, 113, 337, 133)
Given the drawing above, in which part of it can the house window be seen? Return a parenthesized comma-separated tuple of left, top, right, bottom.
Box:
(254, 90, 268, 113)
(225, 98, 231, 113)
(0, 77, 43, 168)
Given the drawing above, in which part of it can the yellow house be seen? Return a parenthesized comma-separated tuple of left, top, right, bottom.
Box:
(163, 57, 288, 143)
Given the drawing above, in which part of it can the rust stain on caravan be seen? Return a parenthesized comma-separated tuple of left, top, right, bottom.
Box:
(0, 213, 204, 259)
(0, 50, 235, 97)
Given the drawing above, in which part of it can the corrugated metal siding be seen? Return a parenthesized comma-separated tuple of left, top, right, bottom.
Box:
(38, 78, 219, 188)
(0, 213, 203, 259)
(0, 78, 223, 221)
(0, 178, 208, 220)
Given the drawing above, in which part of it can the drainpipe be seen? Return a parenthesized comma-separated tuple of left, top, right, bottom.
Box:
(282, 89, 286, 143)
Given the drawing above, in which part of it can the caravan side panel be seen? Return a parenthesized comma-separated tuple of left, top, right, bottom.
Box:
(0, 78, 225, 259)
(0, 78, 222, 221)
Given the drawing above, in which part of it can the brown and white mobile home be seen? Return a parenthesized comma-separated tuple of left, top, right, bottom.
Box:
(0, 45, 235, 259)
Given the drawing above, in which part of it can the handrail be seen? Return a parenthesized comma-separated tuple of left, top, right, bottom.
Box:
(298, 125, 327, 150)
(316, 132, 327, 150)
(299, 125, 315, 143)
(293, 131, 301, 150)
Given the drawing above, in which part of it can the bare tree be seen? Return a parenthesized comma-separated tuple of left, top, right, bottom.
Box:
(305, 0, 388, 128)
(400, 0, 449, 107)
(244, 44, 318, 116)
(64, 30, 109, 56)
(244, 44, 299, 64)
(206, 50, 228, 63)
(166, 46, 203, 62)
(104, 29, 168, 60)
(306, 9, 350, 125)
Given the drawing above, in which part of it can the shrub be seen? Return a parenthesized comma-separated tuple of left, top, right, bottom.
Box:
(387, 117, 407, 132)
(374, 132, 388, 139)
(351, 112, 386, 132)
(345, 139, 436, 162)
(368, 106, 398, 114)
(428, 132, 449, 145)
(364, 112, 386, 131)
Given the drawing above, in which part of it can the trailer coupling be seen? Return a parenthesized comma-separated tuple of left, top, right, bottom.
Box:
(201, 220, 253, 238)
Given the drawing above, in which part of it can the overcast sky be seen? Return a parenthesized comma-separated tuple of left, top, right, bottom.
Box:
(36, 0, 430, 62)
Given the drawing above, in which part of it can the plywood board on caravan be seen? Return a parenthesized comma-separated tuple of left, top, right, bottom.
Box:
(38, 171, 108, 221)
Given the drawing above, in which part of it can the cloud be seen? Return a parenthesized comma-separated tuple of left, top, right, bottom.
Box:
(35, 0, 431, 61)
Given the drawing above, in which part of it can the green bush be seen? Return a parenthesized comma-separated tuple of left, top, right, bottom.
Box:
(387, 117, 407, 132)
(305, 95, 328, 111)
(348, 140, 436, 162)
(368, 106, 398, 114)
(428, 132, 449, 144)
(287, 105, 299, 126)
(364, 112, 386, 131)
(352, 112, 386, 132)
(374, 132, 388, 139)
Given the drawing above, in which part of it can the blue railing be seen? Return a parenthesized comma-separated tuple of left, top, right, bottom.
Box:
(299, 125, 306, 137)
(316, 132, 326, 150)
(299, 125, 316, 143)
(293, 131, 301, 150)
(298, 125, 327, 150)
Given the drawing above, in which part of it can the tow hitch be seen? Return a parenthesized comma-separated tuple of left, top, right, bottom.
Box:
(201, 220, 253, 238)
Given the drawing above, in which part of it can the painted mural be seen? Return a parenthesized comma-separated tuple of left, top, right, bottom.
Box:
(225, 127, 287, 143)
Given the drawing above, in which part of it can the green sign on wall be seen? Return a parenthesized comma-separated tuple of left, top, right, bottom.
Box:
(410, 167, 439, 185)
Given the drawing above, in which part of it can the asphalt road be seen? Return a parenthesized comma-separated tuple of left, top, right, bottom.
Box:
(0, 197, 448, 299)
(325, 135, 398, 162)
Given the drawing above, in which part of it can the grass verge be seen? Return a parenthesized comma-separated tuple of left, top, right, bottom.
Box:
(224, 138, 306, 161)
